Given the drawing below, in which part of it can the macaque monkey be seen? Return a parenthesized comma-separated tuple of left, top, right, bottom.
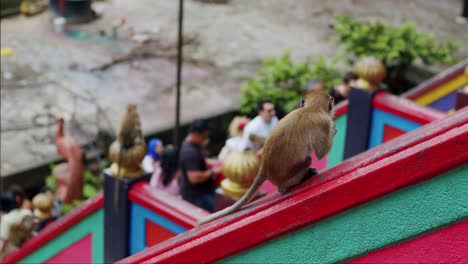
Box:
(198, 91, 336, 225)
(116, 104, 145, 148)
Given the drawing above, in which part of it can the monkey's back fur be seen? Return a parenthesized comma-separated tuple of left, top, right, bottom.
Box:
(198, 91, 335, 225)
(262, 105, 333, 187)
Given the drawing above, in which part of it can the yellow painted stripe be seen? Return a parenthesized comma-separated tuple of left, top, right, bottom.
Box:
(415, 74, 468, 105)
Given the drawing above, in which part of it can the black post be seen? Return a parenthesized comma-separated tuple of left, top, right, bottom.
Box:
(174, 0, 184, 151)
(462, 0, 468, 18)
(343, 88, 378, 159)
(103, 171, 150, 263)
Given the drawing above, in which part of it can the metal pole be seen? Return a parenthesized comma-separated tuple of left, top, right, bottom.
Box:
(174, 0, 184, 151)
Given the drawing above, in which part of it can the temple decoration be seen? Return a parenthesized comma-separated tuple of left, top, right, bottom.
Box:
(54, 115, 83, 204)
(354, 57, 387, 90)
(220, 150, 260, 199)
(108, 104, 146, 178)
(32, 193, 54, 220)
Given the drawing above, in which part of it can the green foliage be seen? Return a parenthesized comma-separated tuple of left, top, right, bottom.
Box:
(60, 199, 86, 215)
(333, 15, 460, 68)
(45, 174, 56, 190)
(310, 57, 342, 88)
(45, 164, 103, 216)
(239, 52, 341, 114)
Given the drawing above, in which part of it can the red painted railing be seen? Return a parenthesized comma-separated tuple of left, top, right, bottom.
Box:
(129, 182, 209, 229)
(119, 108, 468, 264)
(334, 99, 349, 118)
(373, 92, 446, 124)
(3, 193, 104, 263)
(402, 59, 468, 100)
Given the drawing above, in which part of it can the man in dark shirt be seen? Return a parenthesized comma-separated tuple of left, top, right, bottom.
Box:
(179, 119, 220, 212)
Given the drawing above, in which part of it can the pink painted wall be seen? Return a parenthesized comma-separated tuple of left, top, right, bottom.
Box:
(45, 234, 92, 264)
(349, 220, 468, 264)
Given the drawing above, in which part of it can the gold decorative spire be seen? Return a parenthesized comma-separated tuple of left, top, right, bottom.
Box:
(108, 104, 146, 178)
(220, 150, 260, 199)
(354, 57, 387, 90)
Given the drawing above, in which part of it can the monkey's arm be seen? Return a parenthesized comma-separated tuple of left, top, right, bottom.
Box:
(312, 119, 334, 160)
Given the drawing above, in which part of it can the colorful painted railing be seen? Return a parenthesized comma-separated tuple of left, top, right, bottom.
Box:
(119, 108, 467, 264)
(3, 193, 104, 264)
(127, 182, 210, 255)
(324, 101, 349, 168)
(3, 178, 209, 263)
(317, 91, 445, 170)
(403, 59, 468, 112)
(368, 92, 446, 147)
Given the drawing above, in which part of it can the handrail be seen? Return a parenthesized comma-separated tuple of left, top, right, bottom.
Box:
(3, 193, 104, 263)
(119, 108, 467, 264)
(119, 109, 468, 263)
(373, 92, 446, 124)
(402, 59, 468, 100)
(334, 100, 348, 118)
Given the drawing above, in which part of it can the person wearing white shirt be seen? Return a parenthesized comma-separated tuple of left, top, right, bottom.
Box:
(218, 116, 250, 160)
(240, 99, 278, 151)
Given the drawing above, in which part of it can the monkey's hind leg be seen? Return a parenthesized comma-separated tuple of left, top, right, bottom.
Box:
(278, 157, 312, 194)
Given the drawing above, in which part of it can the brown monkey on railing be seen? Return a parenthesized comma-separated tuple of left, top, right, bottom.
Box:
(198, 91, 336, 225)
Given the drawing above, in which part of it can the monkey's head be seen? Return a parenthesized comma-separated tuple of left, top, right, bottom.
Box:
(303, 91, 334, 114)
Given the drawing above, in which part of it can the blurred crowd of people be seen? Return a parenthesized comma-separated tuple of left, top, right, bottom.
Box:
(1, 185, 60, 257)
(0, 71, 358, 254)
(144, 71, 358, 212)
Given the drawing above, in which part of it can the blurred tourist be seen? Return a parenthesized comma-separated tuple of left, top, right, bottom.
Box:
(0, 208, 36, 258)
(150, 146, 181, 196)
(179, 119, 221, 212)
(297, 80, 325, 108)
(1, 185, 29, 214)
(329, 72, 358, 104)
(241, 99, 278, 151)
(218, 116, 250, 160)
(142, 138, 164, 173)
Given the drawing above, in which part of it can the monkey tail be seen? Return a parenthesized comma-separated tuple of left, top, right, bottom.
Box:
(197, 170, 266, 225)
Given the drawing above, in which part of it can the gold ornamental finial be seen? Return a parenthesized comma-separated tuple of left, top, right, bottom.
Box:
(354, 57, 387, 90)
(108, 104, 146, 178)
(220, 150, 260, 199)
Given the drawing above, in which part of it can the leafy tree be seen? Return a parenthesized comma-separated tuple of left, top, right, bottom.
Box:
(333, 15, 460, 93)
(239, 52, 341, 115)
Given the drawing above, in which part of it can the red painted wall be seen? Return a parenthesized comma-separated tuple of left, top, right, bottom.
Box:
(349, 220, 468, 264)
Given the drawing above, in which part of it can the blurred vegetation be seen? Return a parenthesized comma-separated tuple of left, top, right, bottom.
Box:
(239, 52, 341, 115)
(45, 161, 106, 215)
(333, 15, 460, 93)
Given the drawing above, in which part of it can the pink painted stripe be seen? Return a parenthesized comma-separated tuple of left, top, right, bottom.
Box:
(349, 220, 468, 264)
(44, 234, 92, 264)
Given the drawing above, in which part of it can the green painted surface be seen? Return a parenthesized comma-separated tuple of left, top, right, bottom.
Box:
(223, 165, 468, 264)
(20, 209, 104, 264)
(327, 114, 347, 168)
